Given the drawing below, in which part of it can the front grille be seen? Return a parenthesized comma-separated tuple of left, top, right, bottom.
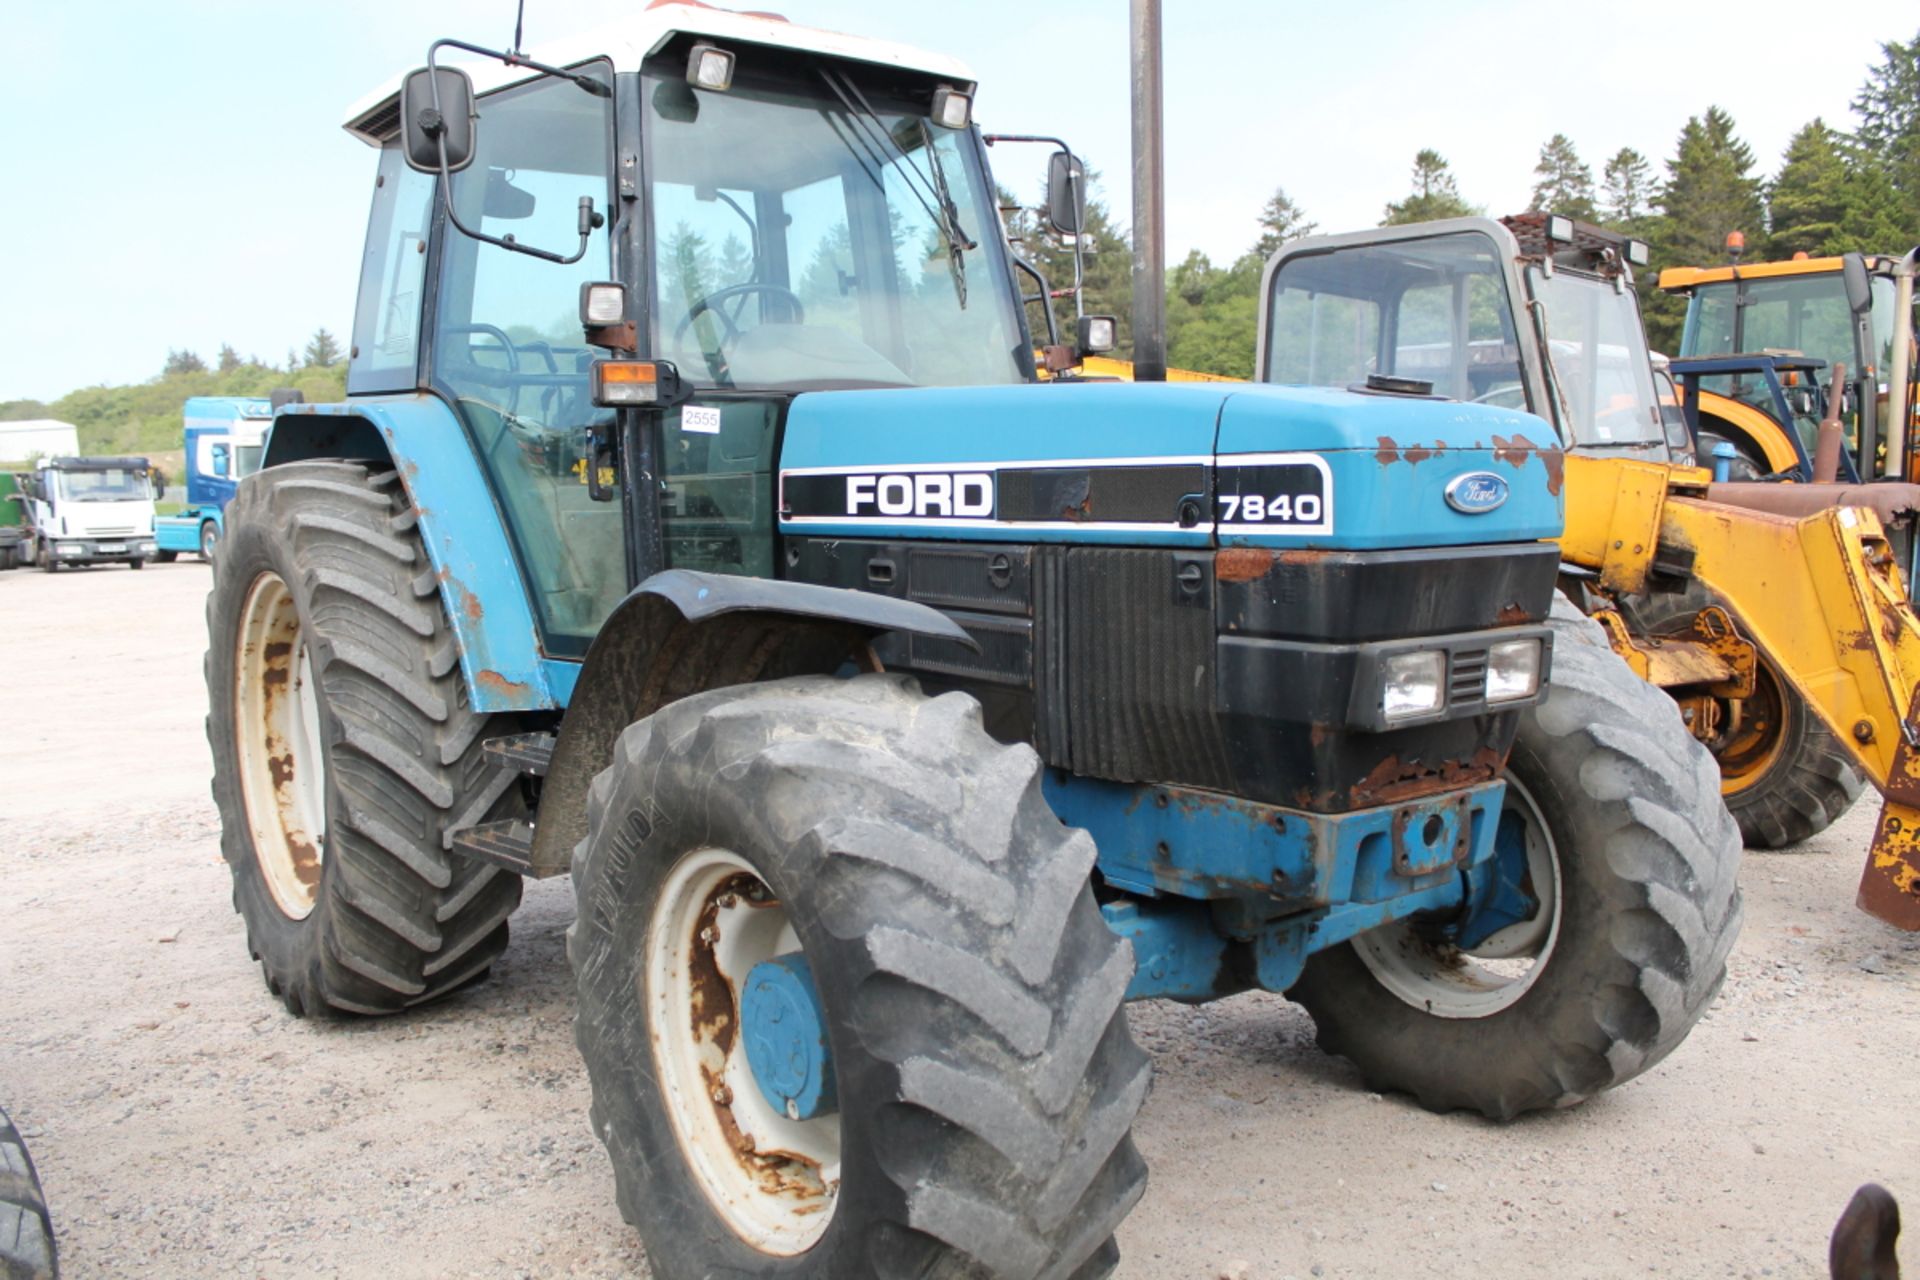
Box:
(1449, 648, 1489, 707)
(87, 527, 137, 537)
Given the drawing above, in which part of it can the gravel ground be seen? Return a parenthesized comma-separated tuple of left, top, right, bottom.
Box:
(1, 560, 1915, 1279)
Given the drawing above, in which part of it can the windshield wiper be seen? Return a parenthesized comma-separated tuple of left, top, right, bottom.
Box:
(817, 66, 975, 308)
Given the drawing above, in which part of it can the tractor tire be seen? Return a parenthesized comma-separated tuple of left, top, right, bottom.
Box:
(1, 1105, 57, 1279)
(571, 675, 1149, 1279)
(205, 460, 525, 1017)
(1289, 593, 1743, 1119)
(1637, 580, 1863, 848)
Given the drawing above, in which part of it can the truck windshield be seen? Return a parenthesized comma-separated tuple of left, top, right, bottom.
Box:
(1264, 231, 1528, 408)
(1527, 268, 1663, 447)
(1683, 273, 1899, 395)
(642, 62, 1025, 390)
(56, 469, 151, 501)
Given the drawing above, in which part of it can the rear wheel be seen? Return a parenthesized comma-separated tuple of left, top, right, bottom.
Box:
(206, 460, 525, 1016)
(1289, 594, 1743, 1119)
(126, 558, 144, 571)
(1, 1104, 57, 1279)
(572, 675, 1149, 1279)
(1638, 580, 1862, 847)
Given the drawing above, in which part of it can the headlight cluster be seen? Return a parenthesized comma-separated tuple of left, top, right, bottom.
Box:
(1381, 637, 1544, 724)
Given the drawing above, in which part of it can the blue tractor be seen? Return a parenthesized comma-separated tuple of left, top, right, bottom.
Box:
(204, 6, 1741, 1275)
(154, 396, 271, 562)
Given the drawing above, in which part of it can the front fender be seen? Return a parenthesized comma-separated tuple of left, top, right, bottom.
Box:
(528, 572, 974, 875)
(262, 395, 557, 714)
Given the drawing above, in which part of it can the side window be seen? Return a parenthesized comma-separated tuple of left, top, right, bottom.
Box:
(348, 147, 434, 395)
(432, 67, 620, 653)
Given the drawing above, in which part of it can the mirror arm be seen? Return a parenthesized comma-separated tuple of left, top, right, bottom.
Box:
(423, 37, 608, 266)
(983, 132, 1086, 323)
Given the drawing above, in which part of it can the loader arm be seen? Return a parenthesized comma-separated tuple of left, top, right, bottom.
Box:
(1560, 452, 1920, 928)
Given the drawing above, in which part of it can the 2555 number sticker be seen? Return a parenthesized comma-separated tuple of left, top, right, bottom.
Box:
(1215, 454, 1333, 535)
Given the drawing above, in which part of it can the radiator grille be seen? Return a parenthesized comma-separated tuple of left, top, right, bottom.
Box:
(1449, 648, 1489, 707)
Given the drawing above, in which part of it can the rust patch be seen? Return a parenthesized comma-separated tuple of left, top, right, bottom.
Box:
(475, 669, 532, 698)
(267, 752, 295, 789)
(1404, 444, 1434, 465)
(1490, 432, 1565, 495)
(1496, 602, 1531, 626)
(1061, 496, 1094, 521)
(1215, 547, 1276, 582)
(1350, 747, 1502, 808)
(462, 592, 484, 623)
(1375, 437, 1401, 465)
(1276, 549, 1331, 565)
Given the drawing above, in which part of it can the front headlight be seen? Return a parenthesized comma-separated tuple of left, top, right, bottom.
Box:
(1382, 650, 1446, 722)
(138, 540, 156, 553)
(1486, 638, 1544, 703)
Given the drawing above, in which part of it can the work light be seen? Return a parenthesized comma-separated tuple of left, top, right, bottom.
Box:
(1545, 214, 1575, 244)
(1077, 315, 1117, 354)
(1625, 239, 1650, 267)
(930, 86, 972, 130)
(687, 43, 735, 92)
(580, 282, 627, 327)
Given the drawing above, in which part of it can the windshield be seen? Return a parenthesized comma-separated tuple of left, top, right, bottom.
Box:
(643, 62, 1024, 390)
(1264, 231, 1528, 406)
(1528, 269, 1662, 447)
(55, 469, 151, 501)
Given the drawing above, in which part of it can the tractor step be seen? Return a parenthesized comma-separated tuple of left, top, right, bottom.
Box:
(448, 819, 558, 878)
(482, 732, 555, 777)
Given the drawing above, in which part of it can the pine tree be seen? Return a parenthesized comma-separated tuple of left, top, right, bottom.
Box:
(1600, 148, 1654, 227)
(1851, 28, 1920, 241)
(1252, 187, 1317, 260)
(303, 327, 342, 368)
(163, 349, 207, 376)
(217, 344, 242, 374)
(286, 348, 301, 372)
(1766, 119, 1853, 258)
(1642, 107, 1767, 349)
(1383, 150, 1477, 225)
(1529, 134, 1596, 219)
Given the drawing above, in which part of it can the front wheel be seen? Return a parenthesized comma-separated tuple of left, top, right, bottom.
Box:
(198, 521, 218, 562)
(1289, 594, 1744, 1119)
(571, 675, 1149, 1279)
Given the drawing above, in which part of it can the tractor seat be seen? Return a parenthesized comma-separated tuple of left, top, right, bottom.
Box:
(1703, 482, 1920, 528)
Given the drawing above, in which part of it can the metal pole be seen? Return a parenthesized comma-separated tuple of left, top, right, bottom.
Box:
(1129, 0, 1167, 381)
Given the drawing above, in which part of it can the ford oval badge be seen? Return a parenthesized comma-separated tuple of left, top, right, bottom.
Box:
(1445, 471, 1509, 515)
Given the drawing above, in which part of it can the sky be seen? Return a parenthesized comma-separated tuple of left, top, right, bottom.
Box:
(2, 0, 1912, 404)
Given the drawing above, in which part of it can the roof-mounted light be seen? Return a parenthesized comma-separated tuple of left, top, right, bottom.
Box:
(687, 42, 735, 92)
(930, 85, 972, 130)
(1545, 213, 1575, 244)
(1625, 238, 1650, 267)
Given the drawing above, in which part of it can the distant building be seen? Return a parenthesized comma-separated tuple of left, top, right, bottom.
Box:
(0, 420, 81, 462)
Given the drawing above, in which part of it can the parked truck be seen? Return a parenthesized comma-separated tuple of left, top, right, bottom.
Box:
(202, 6, 1740, 1274)
(154, 397, 271, 562)
(11, 457, 160, 572)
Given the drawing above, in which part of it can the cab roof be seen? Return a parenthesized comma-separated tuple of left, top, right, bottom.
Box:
(344, 1, 975, 145)
(1658, 257, 1848, 291)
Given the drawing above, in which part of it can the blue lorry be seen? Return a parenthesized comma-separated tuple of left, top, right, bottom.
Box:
(200, 7, 1741, 1275)
(153, 397, 270, 562)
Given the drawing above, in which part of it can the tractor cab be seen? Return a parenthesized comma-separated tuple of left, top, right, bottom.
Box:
(1258, 213, 1682, 465)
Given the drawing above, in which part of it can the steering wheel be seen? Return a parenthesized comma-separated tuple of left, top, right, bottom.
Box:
(673, 284, 807, 349)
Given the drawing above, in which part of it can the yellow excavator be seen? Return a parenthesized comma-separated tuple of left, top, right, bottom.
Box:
(1249, 213, 1920, 929)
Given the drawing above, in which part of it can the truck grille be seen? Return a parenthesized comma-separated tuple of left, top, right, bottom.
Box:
(88, 526, 138, 537)
(1449, 648, 1490, 706)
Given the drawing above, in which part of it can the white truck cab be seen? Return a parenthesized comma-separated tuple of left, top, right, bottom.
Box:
(19, 456, 161, 571)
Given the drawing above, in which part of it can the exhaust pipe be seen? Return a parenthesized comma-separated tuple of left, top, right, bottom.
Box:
(1129, 0, 1167, 382)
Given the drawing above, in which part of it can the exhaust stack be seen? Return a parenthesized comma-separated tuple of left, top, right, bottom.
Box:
(1129, 0, 1167, 382)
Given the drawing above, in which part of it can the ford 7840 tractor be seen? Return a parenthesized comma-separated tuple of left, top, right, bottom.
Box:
(204, 6, 1741, 1275)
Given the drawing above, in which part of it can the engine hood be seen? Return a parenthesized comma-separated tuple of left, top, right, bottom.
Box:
(60, 500, 155, 537)
(777, 381, 1563, 549)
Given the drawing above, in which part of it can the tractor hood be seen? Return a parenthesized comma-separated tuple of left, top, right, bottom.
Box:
(777, 382, 1563, 550)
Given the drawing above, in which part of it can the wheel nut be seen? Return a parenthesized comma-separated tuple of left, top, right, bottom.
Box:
(711, 1083, 731, 1105)
(1854, 719, 1876, 744)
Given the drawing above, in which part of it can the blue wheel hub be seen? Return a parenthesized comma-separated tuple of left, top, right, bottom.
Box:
(1453, 808, 1543, 949)
(740, 952, 837, 1121)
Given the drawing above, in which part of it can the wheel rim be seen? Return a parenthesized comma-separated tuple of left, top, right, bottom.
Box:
(1352, 777, 1562, 1018)
(646, 848, 839, 1254)
(233, 572, 328, 920)
(201, 523, 219, 559)
(1713, 661, 1790, 797)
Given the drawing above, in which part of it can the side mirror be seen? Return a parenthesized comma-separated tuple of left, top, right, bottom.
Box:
(150, 467, 169, 494)
(1046, 151, 1087, 238)
(401, 65, 476, 174)
(1843, 253, 1874, 316)
(211, 444, 231, 478)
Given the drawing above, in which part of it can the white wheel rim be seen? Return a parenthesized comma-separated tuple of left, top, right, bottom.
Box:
(1352, 777, 1562, 1018)
(646, 848, 839, 1254)
(233, 572, 328, 920)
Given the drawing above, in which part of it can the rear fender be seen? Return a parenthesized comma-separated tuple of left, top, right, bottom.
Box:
(528, 571, 975, 876)
(261, 395, 554, 713)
